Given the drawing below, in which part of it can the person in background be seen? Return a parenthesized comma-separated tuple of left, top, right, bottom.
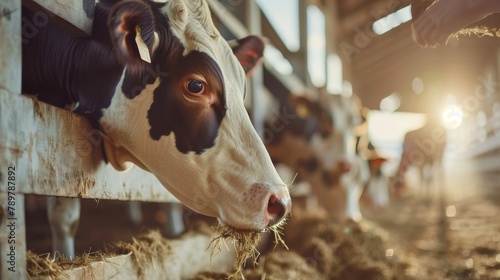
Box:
(411, 0, 500, 47)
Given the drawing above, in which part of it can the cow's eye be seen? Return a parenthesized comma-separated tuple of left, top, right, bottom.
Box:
(187, 80, 204, 94)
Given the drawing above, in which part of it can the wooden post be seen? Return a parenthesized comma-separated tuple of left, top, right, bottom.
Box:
(246, 0, 265, 138)
(288, 0, 308, 86)
(1, 0, 25, 278)
(1, 193, 27, 279)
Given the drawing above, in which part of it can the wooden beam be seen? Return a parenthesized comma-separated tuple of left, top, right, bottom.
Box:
(0, 91, 178, 202)
(339, 0, 411, 39)
(207, 0, 249, 39)
(23, 0, 94, 35)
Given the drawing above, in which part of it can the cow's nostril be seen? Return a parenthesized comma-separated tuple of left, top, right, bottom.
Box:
(267, 194, 290, 227)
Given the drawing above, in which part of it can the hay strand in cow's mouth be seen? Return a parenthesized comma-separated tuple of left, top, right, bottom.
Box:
(209, 217, 289, 279)
(286, 173, 299, 192)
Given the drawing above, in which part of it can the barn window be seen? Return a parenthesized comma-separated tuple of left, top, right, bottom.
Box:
(327, 54, 343, 94)
(368, 111, 426, 158)
(256, 0, 299, 52)
(380, 92, 401, 113)
(264, 46, 294, 75)
(372, 5, 411, 35)
(307, 5, 326, 88)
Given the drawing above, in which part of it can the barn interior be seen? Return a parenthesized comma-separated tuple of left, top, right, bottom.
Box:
(3, 0, 500, 279)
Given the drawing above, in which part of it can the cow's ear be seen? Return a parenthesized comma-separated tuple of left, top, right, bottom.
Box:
(231, 36, 265, 76)
(108, 1, 157, 68)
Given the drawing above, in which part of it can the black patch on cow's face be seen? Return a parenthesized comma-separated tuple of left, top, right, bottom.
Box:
(147, 51, 227, 154)
(121, 64, 161, 99)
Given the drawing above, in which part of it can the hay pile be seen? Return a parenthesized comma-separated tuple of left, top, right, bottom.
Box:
(194, 250, 323, 280)
(26, 221, 287, 280)
(193, 212, 424, 280)
(27, 250, 106, 278)
(108, 230, 171, 275)
(27, 230, 172, 279)
(27, 214, 424, 280)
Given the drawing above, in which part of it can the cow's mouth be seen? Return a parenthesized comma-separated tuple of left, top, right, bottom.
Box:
(210, 217, 289, 278)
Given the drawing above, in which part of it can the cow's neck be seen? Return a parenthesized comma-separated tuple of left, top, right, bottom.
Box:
(22, 10, 124, 127)
(61, 39, 124, 125)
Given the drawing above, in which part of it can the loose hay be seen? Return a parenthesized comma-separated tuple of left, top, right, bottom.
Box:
(30, 230, 168, 278)
(28, 215, 424, 280)
(452, 26, 500, 39)
(28, 221, 288, 280)
(27, 250, 106, 279)
(107, 229, 171, 276)
(194, 211, 426, 280)
(244, 251, 323, 280)
(282, 214, 421, 280)
(209, 217, 289, 279)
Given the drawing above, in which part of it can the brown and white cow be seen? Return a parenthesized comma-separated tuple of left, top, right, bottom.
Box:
(355, 107, 390, 210)
(261, 73, 388, 221)
(392, 115, 447, 196)
(310, 93, 374, 221)
(262, 92, 350, 221)
(22, 0, 291, 252)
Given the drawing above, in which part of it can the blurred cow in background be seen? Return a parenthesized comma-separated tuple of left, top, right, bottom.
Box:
(312, 93, 390, 221)
(392, 114, 447, 197)
(261, 90, 350, 221)
(262, 68, 389, 221)
(355, 107, 390, 210)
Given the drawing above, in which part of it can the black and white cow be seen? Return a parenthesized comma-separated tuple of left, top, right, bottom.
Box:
(22, 0, 291, 255)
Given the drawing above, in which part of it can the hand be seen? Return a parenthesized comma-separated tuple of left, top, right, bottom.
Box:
(411, 0, 493, 47)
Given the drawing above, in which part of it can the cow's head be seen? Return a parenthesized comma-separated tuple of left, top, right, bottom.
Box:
(261, 91, 348, 191)
(97, 0, 290, 231)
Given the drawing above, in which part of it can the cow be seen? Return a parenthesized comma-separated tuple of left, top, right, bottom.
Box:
(362, 156, 390, 209)
(262, 92, 351, 221)
(307, 93, 374, 222)
(268, 91, 389, 221)
(21, 0, 291, 258)
(392, 114, 447, 197)
(355, 107, 390, 210)
(261, 69, 388, 222)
